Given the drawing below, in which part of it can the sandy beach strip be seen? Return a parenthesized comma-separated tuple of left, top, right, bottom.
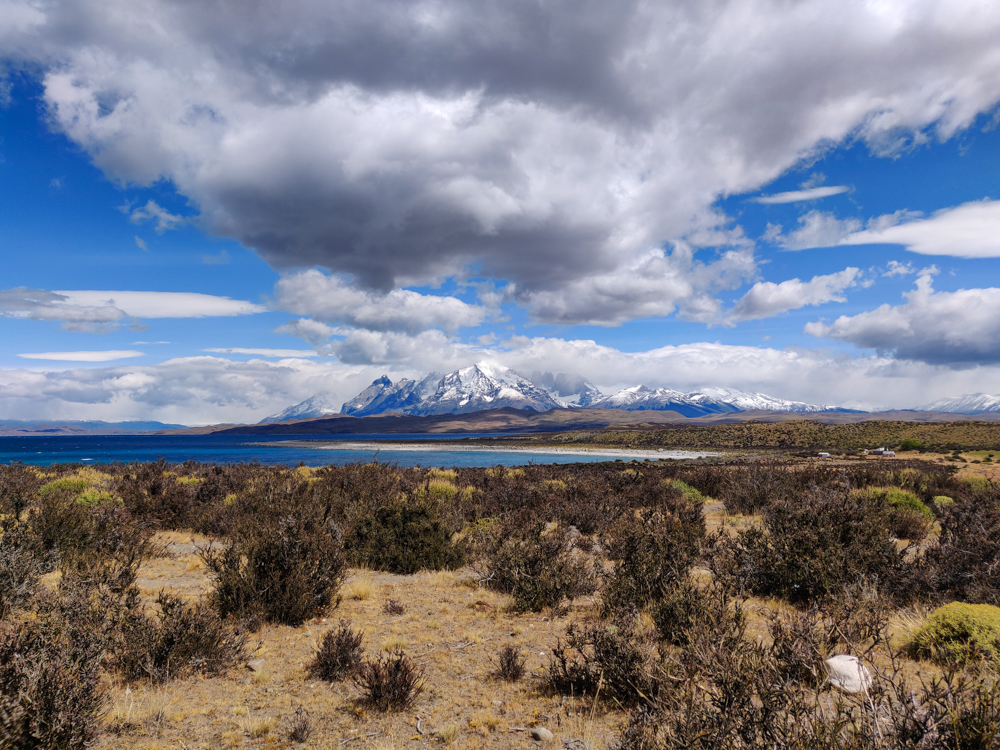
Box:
(261, 440, 719, 460)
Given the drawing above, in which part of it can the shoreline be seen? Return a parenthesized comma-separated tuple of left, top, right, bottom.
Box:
(259, 439, 720, 460)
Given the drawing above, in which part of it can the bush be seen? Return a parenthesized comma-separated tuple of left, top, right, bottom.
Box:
(201, 506, 346, 627)
(650, 579, 713, 647)
(346, 501, 465, 574)
(477, 521, 595, 612)
(909, 602, 1000, 668)
(548, 624, 654, 706)
(601, 495, 704, 616)
(918, 493, 1000, 605)
(899, 438, 924, 451)
(719, 460, 790, 515)
(308, 621, 364, 682)
(851, 486, 933, 540)
(710, 487, 908, 603)
(354, 649, 424, 711)
(492, 645, 527, 682)
(0, 599, 106, 750)
(113, 592, 249, 683)
(0, 526, 48, 620)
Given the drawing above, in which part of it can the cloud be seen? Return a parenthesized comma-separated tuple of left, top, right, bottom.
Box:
(841, 199, 1000, 258)
(6, 337, 1000, 423)
(805, 269, 1000, 364)
(273, 270, 486, 334)
(729, 267, 860, 321)
(883, 260, 914, 277)
(517, 242, 756, 326)
(0, 287, 124, 332)
(275, 318, 341, 346)
(753, 186, 849, 204)
(3, 0, 1000, 325)
(204, 347, 319, 358)
(0, 287, 264, 333)
(128, 200, 186, 234)
(54, 291, 265, 318)
(17, 350, 144, 361)
(767, 211, 863, 250)
(134, 236, 148, 251)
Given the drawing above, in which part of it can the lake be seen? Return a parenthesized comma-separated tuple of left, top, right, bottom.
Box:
(0, 433, 713, 467)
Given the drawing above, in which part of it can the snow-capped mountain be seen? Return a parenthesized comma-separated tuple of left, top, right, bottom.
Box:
(694, 387, 835, 413)
(340, 373, 441, 417)
(409, 363, 561, 415)
(263, 363, 849, 422)
(590, 385, 835, 417)
(259, 394, 339, 423)
(920, 393, 1000, 414)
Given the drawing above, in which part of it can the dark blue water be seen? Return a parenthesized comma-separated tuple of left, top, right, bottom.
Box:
(0, 433, 680, 468)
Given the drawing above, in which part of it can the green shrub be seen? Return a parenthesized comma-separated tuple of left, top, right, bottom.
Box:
(38, 476, 90, 497)
(850, 486, 933, 540)
(667, 479, 706, 503)
(899, 438, 924, 451)
(909, 602, 1000, 667)
(933, 495, 954, 508)
(346, 501, 465, 574)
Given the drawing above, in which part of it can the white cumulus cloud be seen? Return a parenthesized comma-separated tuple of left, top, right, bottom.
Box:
(806, 268, 1000, 364)
(729, 268, 860, 322)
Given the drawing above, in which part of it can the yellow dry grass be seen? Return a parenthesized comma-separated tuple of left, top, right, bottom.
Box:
(92, 532, 617, 750)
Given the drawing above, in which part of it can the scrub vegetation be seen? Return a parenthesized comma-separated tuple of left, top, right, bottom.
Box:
(1, 454, 1000, 748)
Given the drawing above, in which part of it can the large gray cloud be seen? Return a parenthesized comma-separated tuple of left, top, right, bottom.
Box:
(4, 0, 1000, 325)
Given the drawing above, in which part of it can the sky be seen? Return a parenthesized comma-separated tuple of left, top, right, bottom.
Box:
(3, 0, 1000, 425)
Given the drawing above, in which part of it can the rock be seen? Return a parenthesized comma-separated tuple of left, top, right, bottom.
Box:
(531, 727, 554, 742)
(823, 655, 872, 694)
(492, 700, 503, 707)
(246, 659, 266, 673)
(565, 526, 582, 539)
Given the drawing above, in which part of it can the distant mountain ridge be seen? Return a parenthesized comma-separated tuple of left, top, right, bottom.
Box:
(920, 393, 1000, 414)
(262, 362, 850, 423)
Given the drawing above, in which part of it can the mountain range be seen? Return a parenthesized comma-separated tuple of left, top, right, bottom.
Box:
(261, 362, 855, 423)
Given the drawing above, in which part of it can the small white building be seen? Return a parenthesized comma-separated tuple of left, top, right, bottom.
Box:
(818, 452, 830, 458)
(883, 450, 896, 457)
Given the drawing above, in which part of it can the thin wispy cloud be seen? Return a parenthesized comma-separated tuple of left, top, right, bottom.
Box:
(17, 350, 144, 361)
(204, 348, 319, 358)
(754, 186, 850, 204)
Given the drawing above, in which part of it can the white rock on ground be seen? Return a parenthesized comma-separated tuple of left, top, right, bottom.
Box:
(530, 726, 554, 742)
(823, 654, 872, 694)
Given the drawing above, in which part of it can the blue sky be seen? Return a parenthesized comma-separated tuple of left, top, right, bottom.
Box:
(3, 1, 1000, 424)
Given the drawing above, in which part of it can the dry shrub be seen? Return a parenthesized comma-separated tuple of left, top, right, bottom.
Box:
(476, 520, 595, 612)
(601, 492, 705, 616)
(346, 500, 465, 574)
(286, 705, 312, 743)
(382, 599, 406, 615)
(354, 649, 424, 712)
(200, 503, 346, 628)
(114, 459, 196, 530)
(308, 621, 364, 682)
(548, 623, 654, 707)
(710, 487, 909, 603)
(492, 645, 526, 682)
(719, 459, 791, 515)
(917, 492, 1000, 605)
(0, 595, 106, 750)
(114, 592, 249, 683)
